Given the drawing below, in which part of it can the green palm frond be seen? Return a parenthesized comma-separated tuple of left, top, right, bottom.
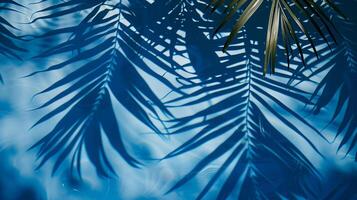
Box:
(209, 0, 345, 74)
(155, 1, 329, 198)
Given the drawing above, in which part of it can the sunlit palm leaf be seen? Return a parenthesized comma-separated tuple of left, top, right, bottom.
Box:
(209, 0, 345, 74)
(160, 1, 325, 198)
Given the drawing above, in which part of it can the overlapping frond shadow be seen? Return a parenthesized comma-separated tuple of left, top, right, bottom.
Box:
(22, 1, 356, 199)
(301, 0, 357, 160)
(0, 0, 27, 83)
(208, 0, 345, 74)
(27, 0, 181, 177)
(159, 1, 328, 199)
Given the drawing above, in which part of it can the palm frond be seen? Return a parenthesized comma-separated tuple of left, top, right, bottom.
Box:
(208, 0, 345, 74)
(162, 2, 325, 198)
(304, 1, 357, 160)
(28, 0, 178, 177)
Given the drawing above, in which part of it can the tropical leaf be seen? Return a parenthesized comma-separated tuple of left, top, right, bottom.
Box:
(305, 0, 357, 160)
(160, 1, 326, 198)
(19, 0, 356, 197)
(27, 0, 179, 177)
(208, 0, 345, 74)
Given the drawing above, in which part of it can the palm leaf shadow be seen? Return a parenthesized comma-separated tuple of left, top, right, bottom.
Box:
(161, 1, 328, 198)
(208, 0, 345, 74)
(0, 0, 27, 83)
(304, 0, 357, 161)
(27, 0, 180, 177)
